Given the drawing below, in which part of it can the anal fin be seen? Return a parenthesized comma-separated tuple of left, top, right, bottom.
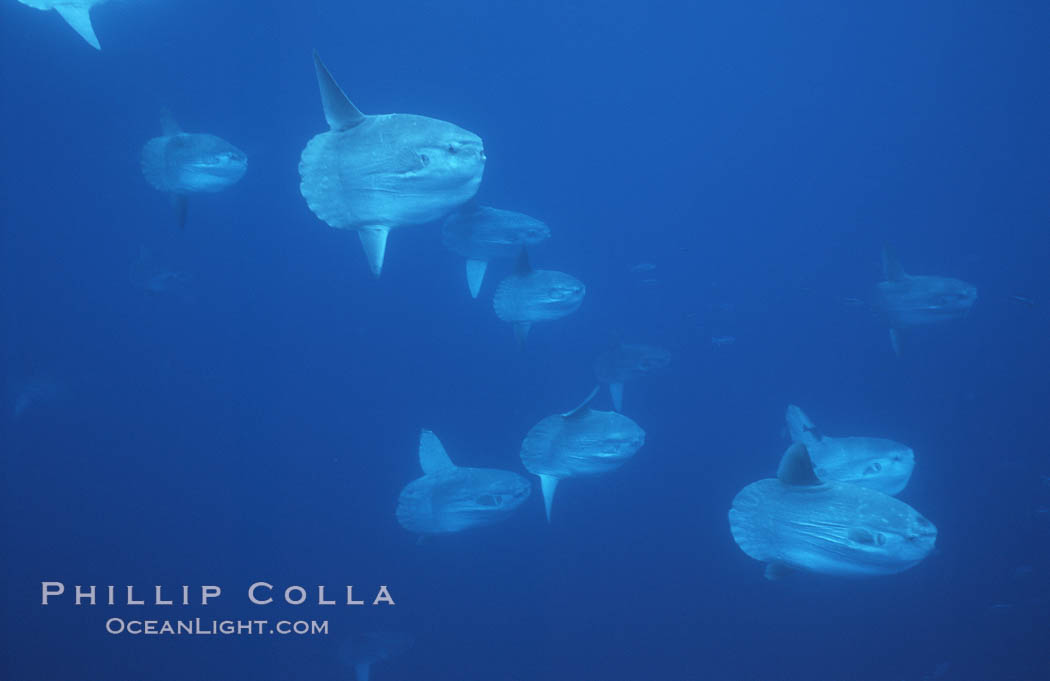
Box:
(358, 226, 390, 277)
(465, 259, 488, 298)
(354, 661, 371, 681)
(513, 322, 531, 347)
(54, 5, 100, 50)
(539, 474, 559, 523)
(764, 562, 795, 581)
(889, 328, 901, 356)
(172, 195, 188, 230)
(608, 382, 624, 412)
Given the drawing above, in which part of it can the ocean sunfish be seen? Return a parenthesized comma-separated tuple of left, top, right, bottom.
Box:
(17, 0, 110, 50)
(593, 343, 671, 412)
(339, 631, 414, 681)
(130, 246, 193, 299)
(441, 203, 550, 298)
(492, 249, 585, 344)
(395, 430, 531, 535)
(876, 246, 977, 355)
(140, 111, 247, 229)
(8, 376, 65, 420)
(729, 443, 937, 579)
(519, 387, 645, 521)
(785, 405, 915, 495)
(300, 52, 485, 277)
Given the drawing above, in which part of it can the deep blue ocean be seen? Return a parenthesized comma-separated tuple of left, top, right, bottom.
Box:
(2, 2, 1049, 680)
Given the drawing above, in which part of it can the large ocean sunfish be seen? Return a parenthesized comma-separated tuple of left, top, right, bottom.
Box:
(395, 430, 531, 535)
(492, 249, 585, 344)
(593, 342, 671, 412)
(17, 1, 110, 50)
(785, 405, 914, 495)
(875, 246, 977, 355)
(442, 203, 550, 298)
(519, 386, 645, 521)
(300, 52, 485, 277)
(140, 111, 247, 228)
(729, 443, 937, 580)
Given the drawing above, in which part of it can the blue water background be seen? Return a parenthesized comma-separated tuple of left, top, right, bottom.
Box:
(1, 2, 1048, 679)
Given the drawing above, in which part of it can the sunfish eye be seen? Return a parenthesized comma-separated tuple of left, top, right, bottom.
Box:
(447, 144, 457, 154)
(876, 532, 887, 546)
(419, 154, 430, 167)
(848, 528, 877, 545)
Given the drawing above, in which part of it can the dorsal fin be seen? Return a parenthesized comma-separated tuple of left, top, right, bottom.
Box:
(785, 405, 822, 445)
(562, 385, 600, 419)
(882, 245, 907, 281)
(313, 51, 366, 131)
(776, 443, 823, 486)
(514, 247, 532, 275)
(419, 430, 455, 474)
(159, 108, 182, 136)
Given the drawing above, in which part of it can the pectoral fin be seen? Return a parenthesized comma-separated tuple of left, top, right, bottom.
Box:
(358, 226, 390, 277)
(889, 328, 901, 356)
(353, 661, 371, 681)
(54, 5, 100, 50)
(465, 259, 488, 298)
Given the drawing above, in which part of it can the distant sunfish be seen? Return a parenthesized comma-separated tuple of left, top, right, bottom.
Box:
(140, 111, 247, 228)
(492, 249, 585, 344)
(300, 52, 485, 277)
(339, 631, 414, 681)
(875, 246, 977, 355)
(729, 443, 937, 579)
(442, 204, 550, 298)
(785, 405, 914, 495)
(17, 0, 109, 49)
(520, 387, 645, 521)
(593, 343, 671, 411)
(9, 376, 64, 420)
(396, 430, 531, 535)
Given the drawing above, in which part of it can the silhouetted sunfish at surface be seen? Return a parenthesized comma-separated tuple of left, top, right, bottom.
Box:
(442, 203, 550, 298)
(519, 387, 645, 521)
(300, 52, 486, 277)
(140, 111, 247, 229)
(17, 0, 110, 49)
(492, 249, 585, 344)
(876, 246, 977, 355)
(729, 443, 937, 580)
(785, 405, 914, 495)
(593, 343, 671, 412)
(395, 430, 531, 535)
